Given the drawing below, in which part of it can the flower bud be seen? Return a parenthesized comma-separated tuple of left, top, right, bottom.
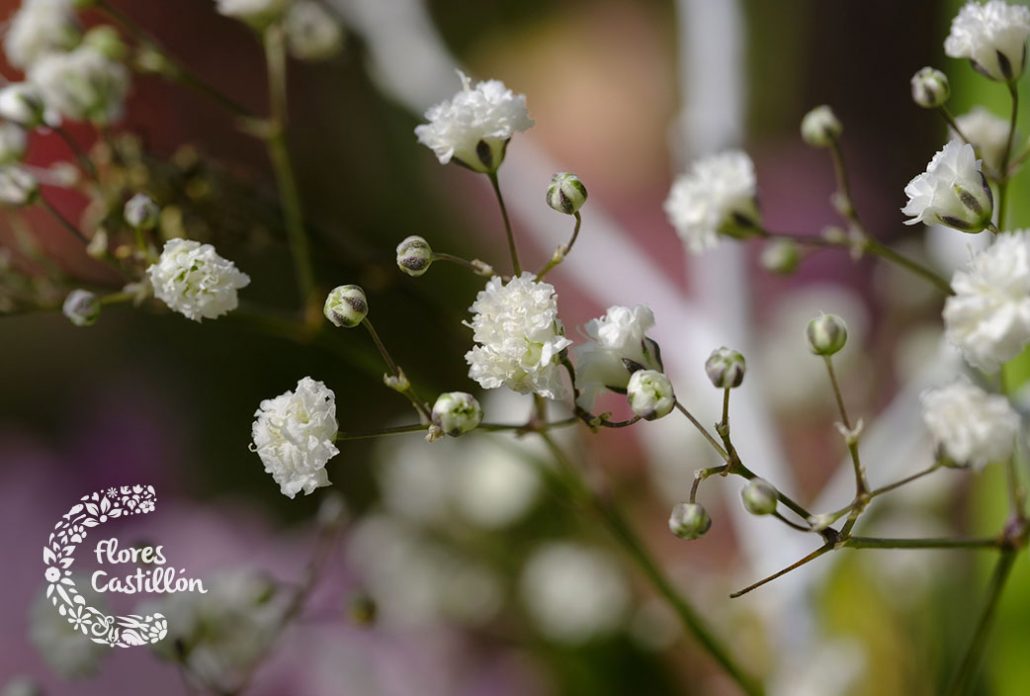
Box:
(705, 347, 746, 389)
(911, 67, 950, 109)
(396, 235, 433, 277)
(431, 391, 483, 437)
(323, 284, 367, 328)
(760, 238, 799, 275)
(668, 502, 712, 540)
(741, 478, 778, 516)
(285, 0, 344, 62)
(62, 289, 100, 327)
(317, 491, 348, 528)
(546, 171, 588, 215)
(627, 369, 675, 420)
(0, 123, 27, 165)
(0, 166, 38, 206)
(83, 25, 127, 61)
(0, 84, 47, 128)
(800, 105, 842, 148)
(806, 313, 848, 356)
(124, 193, 160, 230)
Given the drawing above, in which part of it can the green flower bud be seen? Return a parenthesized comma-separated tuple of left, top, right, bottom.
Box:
(124, 193, 160, 230)
(396, 235, 433, 277)
(705, 347, 746, 389)
(741, 478, 778, 516)
(62, 289, 100, 327)
(84, 26, 127, 61)
(546, 171, 588, 215)
(323, 284, 367, 328)
(627, 369, 675, 420)
(760, 239, 800, 275)
(800, 105, 842, 148)
(431, 391, 483, 437)
(668, 502, 712, 540)
(806, 313, 848, 356)
(911, 67, 950, 109)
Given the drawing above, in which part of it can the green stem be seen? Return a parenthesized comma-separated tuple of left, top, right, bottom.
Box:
(843, 536, 1001, 550)
(432, 252, 493, 277)
(730, 544, 833, 598)
(863, 237, 953, 294)
(536, 211, 581, 280)
(39, 196, 88, 244)
(996, 82, 1019, 231)
(263, 24, 317, 311)
(823, 355, 868, 497)
(487, 171, 521, 276)
(673, 400, 728, 459)
(361, 317, 431, 421)
(53, 126, 98, 181)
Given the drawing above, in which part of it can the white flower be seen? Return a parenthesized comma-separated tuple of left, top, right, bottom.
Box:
(0, 166, 37, 206)
(945, 0, 1030, 82)
(28, 45, 130, 125)
(944, 230, 1030, 371)
(519, 542, 629, 644)
(3, 0, 79, 71)
(465, 273, 571, 399)
(285, 1, 343, 62)
(663, 150, 760, 254)
(626, 369, 676, 420)
(0, 123, 26, 165)
(953, 107, 1011, 174)
(0, 83, 49, 127)
(921, 378, 1019, 468)
(62, 289, 99, 326)
(215, 0, 287, 25)
(800, 105, 842, 148)
(415, 71, 534, 173)
(902, 141, 992, 232)
(573, 305, 659, 409)
(250, 377, 339, 498)
(147, 238, 250, 321)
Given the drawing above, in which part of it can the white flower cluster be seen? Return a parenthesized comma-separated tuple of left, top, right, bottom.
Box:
(945, 0, 1030, 82)
(28, 44, 130, 125)
(902, 140, 992, 232)
(415, 71, 534, 173)
(147, 239, 251, 322)
(250, 377, 339, 498)
(664, 150, 759, 254)
(465, 273, 571, 399)
(921, 379, 1019, 468)
(3, 0, 79, 71)
(944, 230, 1030, 371)
(574, 304, 660, 409)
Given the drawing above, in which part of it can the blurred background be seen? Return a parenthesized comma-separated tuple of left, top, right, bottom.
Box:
(2, 0, 1029, 694)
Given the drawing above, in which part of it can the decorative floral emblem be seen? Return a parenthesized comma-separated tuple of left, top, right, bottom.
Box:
(43, 484, 168, 648)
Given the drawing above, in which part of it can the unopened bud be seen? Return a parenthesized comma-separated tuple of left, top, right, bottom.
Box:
(705, 347, 746, 389)
(431, 391, 482, 437)
(911, 67, 950, 108)
(396, 235, 432, 277)
(470, 259, 494, 276)
(806, 313, 848, 356)
(383, 370, 410, 393)
(800, 105, 842, 148)
(124, 193, 160, 230)
(62, 289, 100, 327)
(760, 238, 799, 275)
(0, 84, 46, 128)
(668, 502, 712, 540)
(323, 284, 367, 328)
(741, 478, 778, 516)
(285, 0, 344, 62)
(627, 369, 675, 420)
(84, 25, 127, 61)
(546, 171, 588, 215)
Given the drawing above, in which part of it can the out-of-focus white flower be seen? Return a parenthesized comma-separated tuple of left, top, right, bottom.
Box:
(123, 193, 159, 230)
(465, 273, 571, 400)
(663, 150, 760, 254)
(626, 369, 675, 420)
(944, 230, 1030, 371)
(28, 585, 105, 679)
(250, 377, 339, 498)
(62, 289, 99, 326)
(215, 0, 287, 25)
(921, 378, 1019, 468)
(945, 0, 1030, 82)
(3, 0, 79, 71)
(911, 66, 951, 108)
(903, 141, 993, 232)
(28, 45, 130, 125)
(1, 677, 41, 696)
(520, 542, 629, 644)
(953, 107, 1011, 174)
(285, 0, 343, 61)
(0, 83, 49, 127)
(147, 238, 250, 321)
(573, 304, 659, 410)
(143, 569, 284, 691)
(0, 123, 27, 165)
(800, 105, 842, 148)
(0, 166, 38, 206)
(415, 71, 533, 173)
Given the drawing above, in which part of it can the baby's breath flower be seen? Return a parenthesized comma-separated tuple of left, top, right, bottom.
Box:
(546, 172, 588, 215)
(668, 502, 711, 540)
(902, 141, 992, 232)
(952, 107, 1011, 175)
(0, 83, 48, 127)
(760, 238, 800, 275)
(0, 123, 27, 165)
(465, 273, 571, 400)
(705, 347, 746, 389)
(146, 238, 250, 321)
(285, 1, 343, 62)
(944, 230, 1030, 371)
(396, 235, 433, 277)
(573, 304, 660, 410)
(911, 67, 951, 108)
(250, 377, 339, 498)
(431, 391, 483, 437)
(62, 289, 99, 326)
(627, 369, 675, 420)
(29, 45, 130, 125)
(921, 378, 1019, 468)
(415, 71, 533, 173)
(124, 193, 159, 230)
(663, 150, 760, 254)
(806, 313, 848, 356)
(945, 0, 1030, 82)
(323, 284, 368, 328)
(0, 166, 38, 206)
(741, 478, 778, 515)
(3, 0, 80, 71)
(800, 105, 842, 148)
